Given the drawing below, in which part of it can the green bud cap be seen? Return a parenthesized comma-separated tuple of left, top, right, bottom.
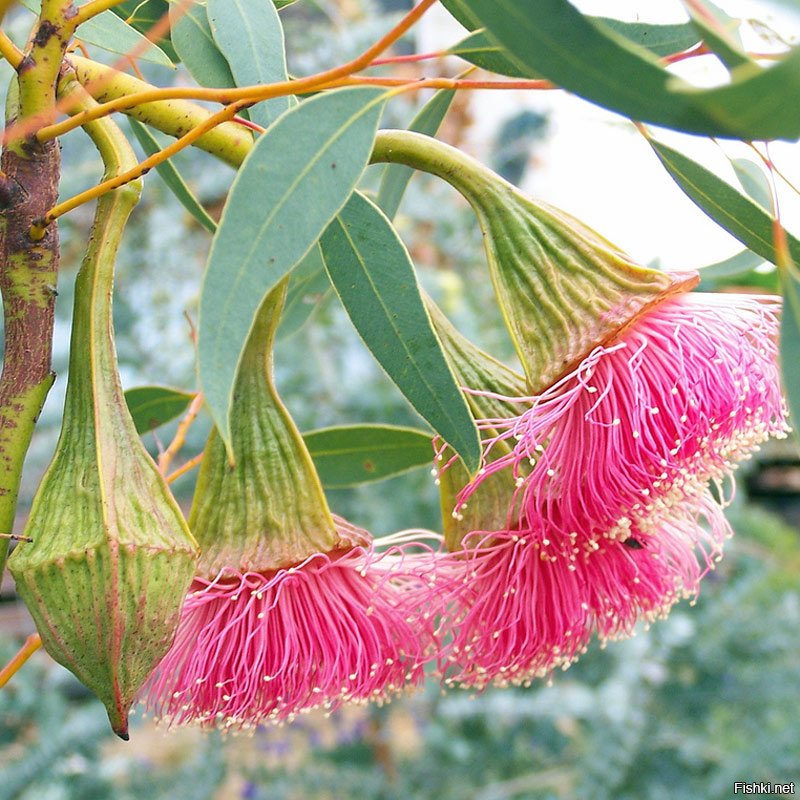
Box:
(9, 110, 198, 739)
(426, 297, 525, 551)
(373, 131, 698, 391)
(190, 281, 356, 577)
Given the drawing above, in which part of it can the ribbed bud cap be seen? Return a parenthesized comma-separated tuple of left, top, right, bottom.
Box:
(9, 176, 198, 739)
(373, 131, 697, 391)
(189, 281, 353, 577)
(425, 298, 525, 550)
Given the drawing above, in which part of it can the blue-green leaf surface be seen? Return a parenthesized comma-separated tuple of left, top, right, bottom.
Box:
(207, 0, 290, 128)
(128, 118, 218, 234)
(170, 1, 236, 88)
(321, 192, 481, 471)
(199, 87, 386, 450)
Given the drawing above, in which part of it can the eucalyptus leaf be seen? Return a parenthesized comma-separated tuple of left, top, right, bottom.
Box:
(696, 249, 769, 290)
(682, 0, 751, 69)
(445, 0, 800, 140)
(449, 30, 539, 78)
(108, 0, 176, 63)
(128, 118, 218, 234)
(207, 0, 290, 128)
(170, 1, 236, 89)
(19, 0, 175, 66)
(321, 192, 481, 471)
(277, 244, 331, 339)
(730, 157, 771, 210)
(450, 20, 699, 76)
(124, 386, 195, 434)
(648, 136, 800, 266)
(303, 424, 433, 487)
(596, 18, 700, 57)
(79, 12, 175, 67)
(198, 87, 387, 450)
(377, 89, 456, 220)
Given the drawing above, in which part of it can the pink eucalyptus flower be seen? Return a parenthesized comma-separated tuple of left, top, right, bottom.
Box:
(436, 489, 731, 690)
(144, 520, 438, 730)
(456, 293, 788, 544)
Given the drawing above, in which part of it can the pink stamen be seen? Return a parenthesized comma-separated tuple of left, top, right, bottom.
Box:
(458, 293, 788, 543)
(143, 524, 440, 730)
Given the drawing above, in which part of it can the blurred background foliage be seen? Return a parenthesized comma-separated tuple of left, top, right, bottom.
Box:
(1, 1, 799, 798)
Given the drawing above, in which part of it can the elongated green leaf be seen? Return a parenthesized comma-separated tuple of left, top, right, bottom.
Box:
(697, 250, 780, 293)
(450, 20, 699, 76)
(450, 30, 539, 78)
(303, 424, 433, 487)
(20, 0, 175, 66)
(321, 192, 481, 471)
(79, 11, 175, 67)
(443, 0, 700, 58)
(199, 87, 386, 449)
(170, 1, 236, 88)
(125, 386, 195, 433)
(112, 0, 173, 61)
(128, 118, 218, 234)
(781, 270, 800, 429)
(682, 0, 751, 69)
(207, 0, 290, 128)
(597, 18, 700, 57)
(377, 89, 456, 220)
(731, 157, 771, 210)
(277, 244, 331, 339)
(449, 0, 800, 140)
(648, 137, 800, 266)
(696, 249, 769, 290)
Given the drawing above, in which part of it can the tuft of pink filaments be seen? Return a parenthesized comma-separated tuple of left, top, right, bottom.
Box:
(455, 293, 789, 543)
(144, 523, 439, 731)
(437, 489, 732, 690)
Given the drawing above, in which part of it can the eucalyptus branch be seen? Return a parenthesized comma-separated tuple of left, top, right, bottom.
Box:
(73, 0, 134, 26)
(30, 0, 438, 144)
(32, 99, 245, 231)
(17, 0, 79, 122)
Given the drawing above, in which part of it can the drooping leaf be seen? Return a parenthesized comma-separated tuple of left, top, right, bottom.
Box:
(730, 157, 771, 210)
(442, 0, 700, 58)
(199, 87, 386, 450)
(449, 30, 540, 78)
(682, 0, 751, 69)
(207, 0, 290, 128)
(277, 244, 331, 339)
(450, 20, 700, 76)
(170, 0, 236, 89)
(303, 424, 433, 487)
(596, 18, 701, 57)
(321, 192, 481, 471)
(110, 0, 176, 63)
(781, 270, 800, 429)
(128, 118, 218, 234)
(124, 386, 195, 434)
(377, 88, 456, 220)
(648, 136, 800, 266)
(444, 0, 800, 140)
(696, 249, 770, 290)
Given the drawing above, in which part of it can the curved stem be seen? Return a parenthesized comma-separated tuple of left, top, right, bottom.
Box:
(0, 633, 42, 689)
(29, 0, 437, 146)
